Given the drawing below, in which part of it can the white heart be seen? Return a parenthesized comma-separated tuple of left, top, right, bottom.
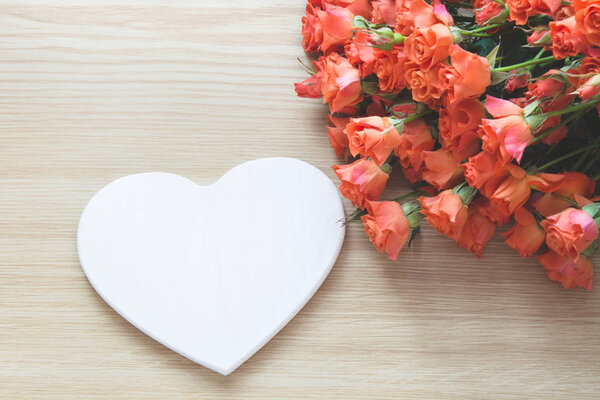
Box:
(77, 158, 345, 375)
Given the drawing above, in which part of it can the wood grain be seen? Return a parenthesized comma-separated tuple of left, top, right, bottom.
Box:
(1, 1, 599, 398)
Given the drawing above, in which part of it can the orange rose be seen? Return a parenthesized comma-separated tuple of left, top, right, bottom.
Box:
(333, 0, 373, 18)
(457, 208, 496, 257)
(534, 0, 562, 15)
(439, 98, 484, 159)
(371, 0, 397, 26)
(374, 46, 408, 92)
(556, 172, 596, 198)
(527, 28, 552, 45)
(432, 0, 454, 25)
(536, 250, 594, 290)
(531, 172, 594, 217)
(320, 53, 363, 113)
(361, 200, 410, 260)
(404, 62, 437, 106)
(419, 189, 469, 240)
(435, 61, 461, 92)
(463, 151, 508, 198)
(295, 58, 324, 99)
(404, 24, 454, 71)
(489, 165, 564, 216)
(394, 118, 435, 172)
(525, 74, 566, 100)
(447, 45, 491, 103)
(395, 0, 439, 36)
(533, 192, 572, 217)
(438, 107, 451, 139)
(574, 0, 600, 46)
(447, 98, 486, 132)
(577, 74, 600, 100)
(479, 96, 532, 164)
(541, 207, 599, 261)
(506, 0, 538, 24)
(474, 0, 508, 25)
(529, 93, 574, 145)
(332, 159, 389, 208)
(302, 4, 323, 53)
(294, 73, 323, 99)
(568, 56, 600, 89)
(550, 16, 589, 59)
(472, 196, 511, 226)
(421, 149, 464, 191)
(425, 64, 445, 102)
(502, 208, 546, 257)
(326, 114, 350, 157)
(346, 116, 402, 165)
(317, 5, 355, 53)
(489, 165, 531, 216)
(554, 4, 576, 20)
(505, 71, 531, 93)
(527, 172, 566, 192)
(345, 30, 377, 76)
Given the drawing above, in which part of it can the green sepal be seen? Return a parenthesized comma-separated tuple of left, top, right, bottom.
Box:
(582, 203, 600, 219)
(491, 70, 511, 85)
(408, 226, 421, 248)
(361, 80, 379, 95)
(582, 238, 598, 258)
(353, 16, 370, 30)
(523, 98, 541, 117)
(345, 207, 367, 223)
(453, 183, 478, 205)
(486, 44, 500, 67)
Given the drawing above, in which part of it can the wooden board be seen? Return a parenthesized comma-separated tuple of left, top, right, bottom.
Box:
(1, 1, 599, 398)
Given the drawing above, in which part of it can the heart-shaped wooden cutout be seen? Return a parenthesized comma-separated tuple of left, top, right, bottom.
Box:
(77, 158, 345, 375)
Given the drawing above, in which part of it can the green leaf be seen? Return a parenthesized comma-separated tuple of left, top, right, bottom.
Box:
(524, 114, 547, 130)
(523, 98, 541, 117)
(486, 44, 500, 67)
(582, 238, 598, 257)
(490, 70, 510, 85)
(361, 80, 379, 95)
(583, 203, 600, 219)
(408, 226, 421, 248)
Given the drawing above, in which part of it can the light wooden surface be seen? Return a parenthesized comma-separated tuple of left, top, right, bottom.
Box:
(1, 1, 599, 398)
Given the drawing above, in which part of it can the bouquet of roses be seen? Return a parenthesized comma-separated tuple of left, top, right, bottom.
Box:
(294, 0, 600, 290)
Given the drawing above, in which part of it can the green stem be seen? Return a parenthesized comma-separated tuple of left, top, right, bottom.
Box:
(297, 57, 316, 75)
(447, 2, 474, 8)
(545, 141, 559, 156)
(493, 56, 556, 72)
(345, 207, 367, 223)
(573, 148, 592, 170)
(594, 174, 600, 180)
(526, 49, 547, 72)
(582, 153, 599, 173)
(404, 109, 434, 123)
(574, 133, 600, 170)
(464, 32, 494, 37)
(388, 33, 406, 45)
(531, 110, 584, 144)
(537, 99, 600, 119)
(392, 191, 426, 203)
(463, 23, 505, 34)
(538, 143, 600, 171)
